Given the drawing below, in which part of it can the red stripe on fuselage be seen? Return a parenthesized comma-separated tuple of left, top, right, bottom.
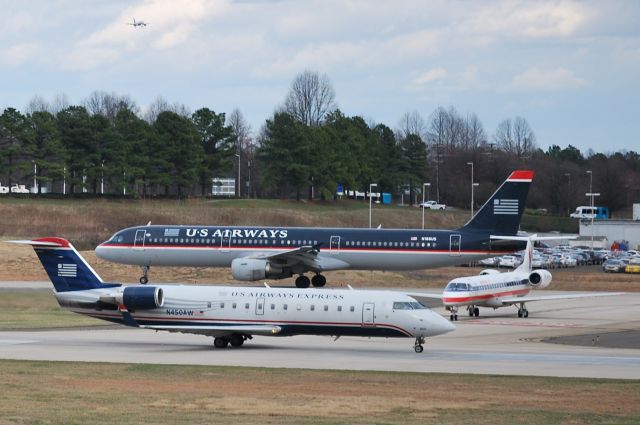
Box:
(443, 288, 530, 304)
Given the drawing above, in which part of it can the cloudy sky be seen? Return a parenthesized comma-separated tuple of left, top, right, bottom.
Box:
(1, 0, 639, 153)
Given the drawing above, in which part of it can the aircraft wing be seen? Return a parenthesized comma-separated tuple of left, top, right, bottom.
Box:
(404, 291, 444, 300)
(500, 292, 625, 306)
(248, 245, 351, 272)
(140, 324, 282, 337)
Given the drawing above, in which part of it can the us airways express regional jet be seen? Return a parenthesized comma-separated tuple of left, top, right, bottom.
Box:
(96, 170, 534, 288)
(10, 238, 454, 352)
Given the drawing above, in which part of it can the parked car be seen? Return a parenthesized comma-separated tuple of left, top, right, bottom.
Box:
(602, 259, 628, 273)
(419, 200, 446, 210)
(560, 255, 577, 268)
(478, 257, 499, 267)
(498, 255, 521, 268)
(531, 255, 549, 269)
(10, 184, 29, 194)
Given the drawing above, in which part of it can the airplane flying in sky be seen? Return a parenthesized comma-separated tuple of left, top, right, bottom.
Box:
(413, 235, 623, 320)
(127, 18, 148, 27)
(96, 170, 534, 288)
(10, 237, 454, 352)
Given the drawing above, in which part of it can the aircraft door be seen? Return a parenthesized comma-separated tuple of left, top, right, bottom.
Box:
(329, 236, 340, 253)
(255, 297, 265, 315)
(449, 234, 461, 256)
(220, 232, 231, 251)
(362, 302, 375, 326)
(133, 230, 146, 250)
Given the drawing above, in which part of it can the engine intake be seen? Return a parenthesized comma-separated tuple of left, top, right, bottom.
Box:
(528, 269, 552, 289)
(121, 286, 164, 310)
(479, 269, 500, 276)
(231, 258, 285, 281)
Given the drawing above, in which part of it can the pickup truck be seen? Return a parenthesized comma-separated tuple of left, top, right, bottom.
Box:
(419, 200, 446, 210)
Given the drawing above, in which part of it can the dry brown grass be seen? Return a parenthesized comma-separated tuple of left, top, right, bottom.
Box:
(1, 360, 638, 424)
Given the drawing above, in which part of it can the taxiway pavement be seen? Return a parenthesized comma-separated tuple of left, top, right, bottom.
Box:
(0, 285, 638, 379)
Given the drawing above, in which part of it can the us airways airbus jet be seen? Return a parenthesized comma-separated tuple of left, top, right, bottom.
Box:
(10, 238, 454, 353)
(96, 170, 534, 288)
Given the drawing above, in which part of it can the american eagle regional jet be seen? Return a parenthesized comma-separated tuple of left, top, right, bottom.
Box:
(411, 235, 623, 320)
(97, 170, 534, 288)
(9, 238, 454, 352)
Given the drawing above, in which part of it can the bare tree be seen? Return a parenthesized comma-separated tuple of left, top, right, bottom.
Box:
(144, 96, 191, 123)
(24, 95, 50, 114)
(228, 108, 252, 152)
(84, 91, 137, 120)
(494, 116, 536, 157)
(50, 93, 70, 115)
(397, 110, 426, 139)
(463, 113, 486, 151)
(284, 70, 336, 126)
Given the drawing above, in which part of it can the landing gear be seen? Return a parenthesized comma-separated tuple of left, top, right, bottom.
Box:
(449, 306, 459, 321)
(295, 275, 311, 288)
(467, 305, 480, 317)
(229, 334, 246, 347)
(213, 337, 229, 348)
(311, 274, 326, 288)
(139, 266, 149, 284)
(517, 303, 529, 318)
(214, 334, 250, 348)
(414, 337, 425, 353)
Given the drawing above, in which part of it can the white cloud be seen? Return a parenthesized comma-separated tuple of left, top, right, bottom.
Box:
(510, 67, 588, 90)
(413, 68, 447, 85)
(1, 43, 41, 67)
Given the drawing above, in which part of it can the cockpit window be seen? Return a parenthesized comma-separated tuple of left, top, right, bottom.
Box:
(393, 301, 427, 310)
(109, 233, 124, 243)
(445, 282, 470, 291)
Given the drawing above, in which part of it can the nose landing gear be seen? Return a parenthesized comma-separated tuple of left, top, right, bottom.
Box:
(449, 306, 459, 321)
(139, 266, 150, 284)
(414, 337, 425, 353)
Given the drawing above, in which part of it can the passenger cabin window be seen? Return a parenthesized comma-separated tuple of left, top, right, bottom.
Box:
(350, 306, 355, 312)
(271, 304, 275, 310)
(324, 305, 328, 311)
(220, 302, 224, 308)
(337, 306, 342, 312)
(310, 305, 315, 311)
(232, 303, 237, 309)
(245, 303, 250, 309)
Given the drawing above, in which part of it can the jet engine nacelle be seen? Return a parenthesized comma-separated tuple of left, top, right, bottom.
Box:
(231, 258, 283, 281)
(528, 269, 552, 289)
(479, 269, 500, 276)
(119, 286, 164, 310)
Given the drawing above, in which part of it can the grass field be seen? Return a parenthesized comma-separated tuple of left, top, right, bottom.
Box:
(0, 360, 638, 425)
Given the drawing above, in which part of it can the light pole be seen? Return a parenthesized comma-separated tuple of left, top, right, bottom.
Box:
(586, 170, 600, 249)
(369, 183, 377, 228)
(235, 154, 241, 197)
(564, 172, 571, 214)
(467, 162, 474, 218)
(422, 182, 431, 229)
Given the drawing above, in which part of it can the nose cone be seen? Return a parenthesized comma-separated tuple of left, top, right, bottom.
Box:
(95, 243, 111, 260)
(428, 312, 456, 336)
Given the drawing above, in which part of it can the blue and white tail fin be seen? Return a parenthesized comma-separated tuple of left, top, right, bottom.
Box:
(8, 237, 120, 292)
(459, 170, 534, 235)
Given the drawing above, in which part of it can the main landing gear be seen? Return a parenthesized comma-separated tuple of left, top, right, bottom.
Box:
(213, 334, 251, 348)
(139, 266, 150, 284)
(467, 305, 480, 318)
(295, 274, 327, 288)
(414, 337, 425, 353)
(517, 303, 529, 318)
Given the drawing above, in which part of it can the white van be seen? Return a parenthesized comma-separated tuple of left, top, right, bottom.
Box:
(570, 206, 609, 219)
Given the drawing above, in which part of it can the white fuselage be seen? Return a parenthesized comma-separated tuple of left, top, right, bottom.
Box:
(442, 272, 531, 309)
(56, 285, 455, 339)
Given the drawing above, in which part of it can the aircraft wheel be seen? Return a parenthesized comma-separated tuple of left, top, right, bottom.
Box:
(474, 307, 480, 317)
(517, 310, 523, 318)
(139, 276, 148, 284)
(229, 334, 245, 347)
(450, 314, 454, 321)
(468, 308, 474, 317)
(454, 314, 458, 321)
(295, 275, 311, 288)
(414, 345, 424, 353)
(523, 309, 529, 318)
(214, 337, 229, 349)
(311, 274, 326, 288)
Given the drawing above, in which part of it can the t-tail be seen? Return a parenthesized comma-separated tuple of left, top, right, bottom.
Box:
(459, 170, 534, 235)
(8, 237, 120, 292)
